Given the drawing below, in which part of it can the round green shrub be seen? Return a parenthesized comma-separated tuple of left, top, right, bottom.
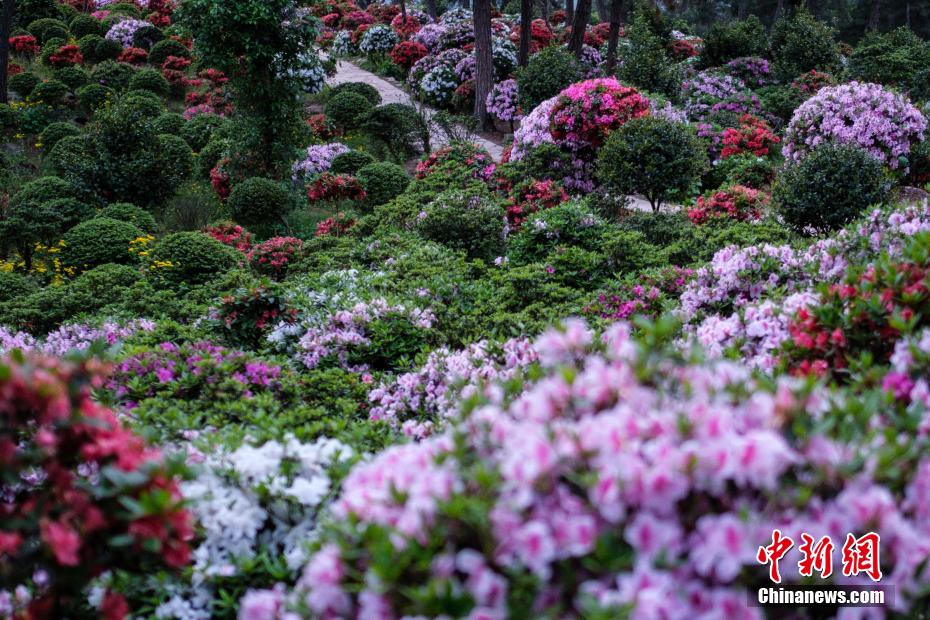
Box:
(53, 66, 89, 90)
(700, 16, 768, 68)
(226, 177, 291, 227)
(357, 161, 409, 208)
(517, 45, 582, 111)
(363, 103, 425, 157)
(118, 89, 165, 116)
(96, 202, 158, 234)
(39, 122, 81, 153)
(152, 112, 185, 136)
(148, 231, 241, 285)
(773, 143, 890, 235)
(148, 38, 190, 65)
(325, 91, 374, 131)
(196, 138, 229, 178)
(75, 83, 115, 111)
(329, 81, 382, 107)
(10, 176, 77, 208)
(108, 2, 141, 16)
(69, 263, 143, 300)
(127, 68, 170, 96)
(14, 0, 62, 27)
(77, 33, 104, 60)
(61, 218, 144, 272)
(29, 79, 69, 106)
(9, 72, 40, 98)
(597, 116, 708, 211)
(92, 37, 123, 62)
(180, 113, 229, 152)
(755, 84, 806, 128)
(157, 134, 195, 183)
(329, 150, 376, 175)
(27, 17, 69, 44)
(847, 27, 930, 91)
(770, 6, 838, 81)
(69, 13, 102, 38)
(415, 185, 505, 262)
(131, 24, 165, 50)
(507, 200, 608, 265)
(90, 60, 135, 91)
(0, 104, 14, 129)
(0, 272, 39, 304)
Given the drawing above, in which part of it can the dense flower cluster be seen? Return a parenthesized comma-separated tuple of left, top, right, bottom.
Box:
(315, 212, 356, 238)
(1, 354, 192, 618)
(584, 267, 694, 321)
(485, 78, 521, 123)
(784, 81, 927, 170)
(203, 222, 253, 253)
(291, 142, 350, 182)
(8, 35, 38, 56)
(415, 142, 494, 180)
(505, 178, 568, 228)
(212, 284, 299, 349)
(687, 184, 768, 225)
(389, 40, 428, 68)
(720, 114, 780, 158)
(358, 24, 398, 55)
(47, 45, 83, 67)
(725, 56, 774, 88)
(682, 71, 759, 121)
(550, 78, 650, 150)
(305, 172, 366, 203)
(105, 18, 151, 47)
(248, 237, 304, 280)
(0, 320, 155, 356)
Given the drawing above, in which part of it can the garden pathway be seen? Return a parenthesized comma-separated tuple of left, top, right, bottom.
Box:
(328, 61, 660, 213)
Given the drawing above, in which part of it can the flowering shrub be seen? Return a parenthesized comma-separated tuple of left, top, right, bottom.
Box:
(297, 299, 435, 372)
(724, 56, 774, 88)
(784, 81, 927, 170)
(9, 35, 39, 56)
(330, 30, 356, 56)
(505, 178, 568, 229)
(118, 46, 149, 64)
(105, 18, 151, 47)
(248, 237, 304, 280)
(682, 71, 759, 121)
(389, 40, 427, 68)
(0, 320, 156, 357)
(306, 172, 367, 203)
(251, 317, 930, 618)
(203, 222, 253, 254)
(305, 113, 337, 140)
(687, 184, 768, 225)
(314, 212, 356, 238)
(420, 64, 459, 106)
(47, 45, 83, 68)
(415, 142, 494, 180)
(358, 24, 398, 55)
(486, 78, 521, 123)
(410, 23, 444, 51)
(790, 69, 834, 95)
(390, 13, 421, 38)
(720, 114, 780, 159)
(584, 266, 694, 321)
(291, 142, 350, 182)
(509, 94, 559, 160)
(0, 353, 192, 618)
(549, 78, 650, 150)
(211, 284, 299, 349)
(155, 436, 353, 620)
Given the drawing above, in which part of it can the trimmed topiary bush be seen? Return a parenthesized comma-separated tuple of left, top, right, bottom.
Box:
(90, 59, 135, 90)
(516, 45, 582, 112)
(53, 66, 89, 90)
(75, 83, 115, 111)
(773, 143, 890, 235)
(700, 16, 768, 68)
(27, 17, 69, 44)
(325, 91, 374, 132)
(38, 121, 81, 153)
(180, 113, 229, 152)
(416, 185, 505, 262)
(152, 112, 186, 136)
(597, 116, 708, 211)
(148, 231, 241, 285)
(97, 202, 158, 234)
(29, 79, 69, 106)
(128, 67, 170, 96)
(9, 72, 41, 98)
(131, 24, 165, 50)
(329, 81, 382, 107)
(357, 161, 410, 208)
(69, 13, 102, 38)
(148, 38, 191, 65)
(226, 177, 292, 227)
(329, 150, 376, 175)
(770, 6, 838, 81)
(363, 103, 426, 159)
(847, 27, 930, 93)
(0, 271, 39, 304)
(61, 217, 144, 273)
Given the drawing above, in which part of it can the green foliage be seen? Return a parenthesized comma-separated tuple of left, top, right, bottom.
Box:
(131, 24, 166, 50)
(516, 46, 582, 111)
(508, 200, 608, 265)
(597, 116, 707, 211)
(329, 81, 382, 107)
(226, 177, 292, 228)
(29, 79, 69, 106)
(53, 66, 89, 91)
(149, 232, 242, 285)
(846, 27, 930, 92)
(152, 112, 186, 136)
(700, 16, 768, 68)
(755, 84, 806, 128)
(147, 38, 191, 65)
(329, 150, 376, 175)
(416, 185, 505, 262)
(14, 0, 62, 27)
(363, 103, 426, 159)
(69, 13, 103, 38)
(196, 139, 230, 178)
(61, 218, 144, 273)
(357, 161, 410, 208)
(128, 68, 171, 96)
(38, 122, 81, 153)
(0, 272, 39, 304)
(709, 154, 776, 190)
(97, 203, 159, 234)
(9, 72, 41, 98)
(27, 17, 69, 44)
(75, 83, 115, 111)
(773, 143, 891, 235)
(325, 91, 375, 131)
(90, 59, 136, 91)
(617, 6, 680, 98)
(770, 6, 839, 81)
(181, 113, 229, 152)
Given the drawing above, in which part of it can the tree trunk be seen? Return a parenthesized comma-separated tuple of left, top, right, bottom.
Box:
(473, 0, 494, 131)
(519, 0, 533, 66)
(400, 0, 407, 22)
(594, 0, 608, 22)
(866, 0, 880, 31)
(604, 0, 623, 72)
(565, 0, 574, 28)
(567, 0, 591, 56)
(0, 0, 14, 104)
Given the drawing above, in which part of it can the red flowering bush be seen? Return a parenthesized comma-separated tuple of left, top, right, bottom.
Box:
(118, 47, 149, 65)
(8, 61, 22, 76)
(415, 142, 495, 180)
(247, 236, 303, 280)
(47, 45, 83, 68)
(315, 212, 357, 237)
(550, 78, 651, 150)
(162, 55, 192, 71)
(791, 70, 835, 95)
(9, 35, 39, 56)
(202, 222, 253, 254)
(210, 158, 232, 200)
(367, 2, 400, 23)
(322, 12, 341, 27)
(306, 113, 338, 140)
(720, 114, 780, 159)
(211, 283, 298, 348)
(550, 9, 567, 24)
(390, 13, 421, 38)
(670, 38, 699, 60)
(389, 40, 428, 69)
(784, 232, 930, 379)
(509, 19, 554, 53)
(0, 353, 192, 619)
(306, 172, 367, 203)
(505, 178, 568, 229)
(342, 9, 375, 30)
(688, 184, 768, 225)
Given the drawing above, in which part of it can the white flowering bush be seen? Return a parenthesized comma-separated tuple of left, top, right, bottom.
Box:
(358, 24, 398, 56)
